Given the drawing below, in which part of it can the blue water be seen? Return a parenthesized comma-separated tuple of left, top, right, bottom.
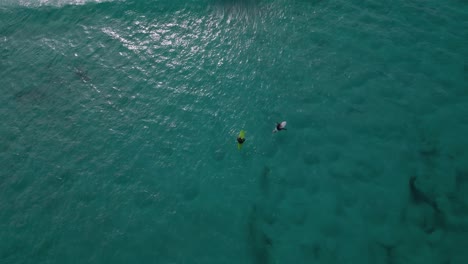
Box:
(1, 0, 468, 263)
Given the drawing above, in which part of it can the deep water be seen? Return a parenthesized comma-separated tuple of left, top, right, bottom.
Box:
(1, 0, 468, 263)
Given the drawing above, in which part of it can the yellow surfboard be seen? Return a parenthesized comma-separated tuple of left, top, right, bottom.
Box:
(237, 130, 245, 150)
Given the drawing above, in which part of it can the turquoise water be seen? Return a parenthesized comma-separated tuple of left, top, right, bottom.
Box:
(1, 0, 468, 263)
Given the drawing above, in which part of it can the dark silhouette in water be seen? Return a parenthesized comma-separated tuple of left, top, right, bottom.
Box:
(455, 169, 468, 190)
(409, 176, 437, 209)
(74, 67, 90, 83)
(247, 206, 272, 264)
(14, 89, 46, 103)
(376, 242, 396, 264)
(259, 166, 270, 197)
(409, 176, 446, 231)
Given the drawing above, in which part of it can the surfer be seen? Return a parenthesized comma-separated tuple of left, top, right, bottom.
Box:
(237, 130, 246, 150)
(273, 121, 287, 133)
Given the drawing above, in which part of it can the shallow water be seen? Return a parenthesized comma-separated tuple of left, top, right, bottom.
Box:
(1, 0, 468, 263)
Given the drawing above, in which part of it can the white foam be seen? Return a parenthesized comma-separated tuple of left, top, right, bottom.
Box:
(1, 0, 116, 7)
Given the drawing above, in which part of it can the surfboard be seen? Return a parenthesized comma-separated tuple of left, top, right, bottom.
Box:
(273, 121, 287, 133)
(237, 130, 245, 150)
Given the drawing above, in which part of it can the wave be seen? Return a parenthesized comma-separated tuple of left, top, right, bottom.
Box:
(0, 0, 118, 8)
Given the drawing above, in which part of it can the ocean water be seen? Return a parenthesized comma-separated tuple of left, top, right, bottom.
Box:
(1, 0, 467, 263)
